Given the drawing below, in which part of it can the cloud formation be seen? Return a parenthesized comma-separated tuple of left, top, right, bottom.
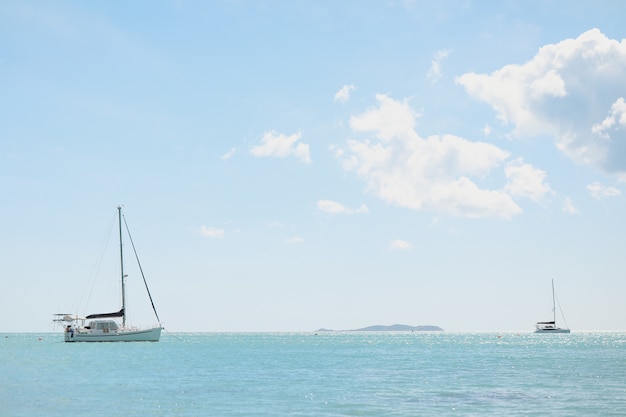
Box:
(389, 239, 412, 251)
(562, 197, 579, 214)
(426, 49, 451, 83)
(198, 225, 224, 238)
(250, 131, 311, 164)
(504, 158, 552, 201)
(334, 84, 356, 102)
(221, 147, 237, 160)
(587, 182, 622, 199)
(335, 94, 527, 219)
(456, 28, 626, 180)
(317, 200, 369, 214)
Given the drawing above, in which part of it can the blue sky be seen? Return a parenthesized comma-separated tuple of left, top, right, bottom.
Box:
(1, 1, 625, 333)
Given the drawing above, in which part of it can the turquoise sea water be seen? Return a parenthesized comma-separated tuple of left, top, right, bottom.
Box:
(2, 332, 625, 416)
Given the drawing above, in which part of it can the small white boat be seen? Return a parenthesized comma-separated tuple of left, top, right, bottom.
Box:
(54, 207, 162, 342)
(534, 279, 570, 334)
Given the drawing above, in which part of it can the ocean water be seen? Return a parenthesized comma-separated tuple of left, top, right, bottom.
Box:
(1, 332, 625, 416)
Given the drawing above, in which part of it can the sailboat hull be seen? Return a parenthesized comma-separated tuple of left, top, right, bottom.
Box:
(65, 326, 162, 342)
(534, 328, 570, 334)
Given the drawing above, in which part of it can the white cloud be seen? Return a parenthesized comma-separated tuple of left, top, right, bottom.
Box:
(456, 28, 626, 179)
(221, 147, 237, 160)
(250, 131, 311, 164)
(334, 84, 356, 102)
(285, 236, 304, 244)
(389, 239, 412, 251)
(504, 158, 552, 201)
(426, 49, 451, 83)
(562, 197, 580, 214)
(265, 220, 284, 228)
(337, 94, 522, 219)
(350, 94, 419, 141)
(198, 225, 224, 239)
(592, 97, 626, 139)
(482, 124, 492, 136)
(587, 182, 622, 199)
(317, 200, 369, 215)
(317, 200, 347, 214)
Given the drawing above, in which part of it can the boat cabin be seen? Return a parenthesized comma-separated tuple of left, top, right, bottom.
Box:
(86, 320, 120, 333)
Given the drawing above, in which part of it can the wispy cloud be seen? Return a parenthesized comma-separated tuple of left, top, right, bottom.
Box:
(334, 84, 356, 102)
(285, 236, 304, 244)
(197, 225, 224, 239)
(592, 97, 626, 139)
(221, 147, 237, 160)
(250, 131, 311, 164)
(317, 200, 369, 214)
(562, 197, 580, 214)
(389, 239, 412, 251)
(587, 182, 622, 199)
(426, 49, 451, 83)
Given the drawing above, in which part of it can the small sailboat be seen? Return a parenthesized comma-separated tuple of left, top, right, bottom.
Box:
(534, 279, 570, 334)
(54, 206, 162, 342)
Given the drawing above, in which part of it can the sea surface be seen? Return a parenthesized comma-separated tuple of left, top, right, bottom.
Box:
(1, 332, 625, 416)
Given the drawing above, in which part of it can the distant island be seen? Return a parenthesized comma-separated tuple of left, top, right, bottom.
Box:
(316, 324, 444, 332)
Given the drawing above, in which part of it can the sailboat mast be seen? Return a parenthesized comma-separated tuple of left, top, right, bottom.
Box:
(551, 279, 556, 324)
(118, 206, 126, 327)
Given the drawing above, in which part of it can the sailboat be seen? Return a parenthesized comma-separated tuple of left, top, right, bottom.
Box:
(54, 206, 162, 342)
(534, 279, 570, 334)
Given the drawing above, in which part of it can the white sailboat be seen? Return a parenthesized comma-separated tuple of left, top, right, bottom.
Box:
(534, 279, 570, 334)
(54, 206, 162, 342)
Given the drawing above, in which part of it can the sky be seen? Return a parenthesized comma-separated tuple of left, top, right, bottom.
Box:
(1, 1, 626, 333)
